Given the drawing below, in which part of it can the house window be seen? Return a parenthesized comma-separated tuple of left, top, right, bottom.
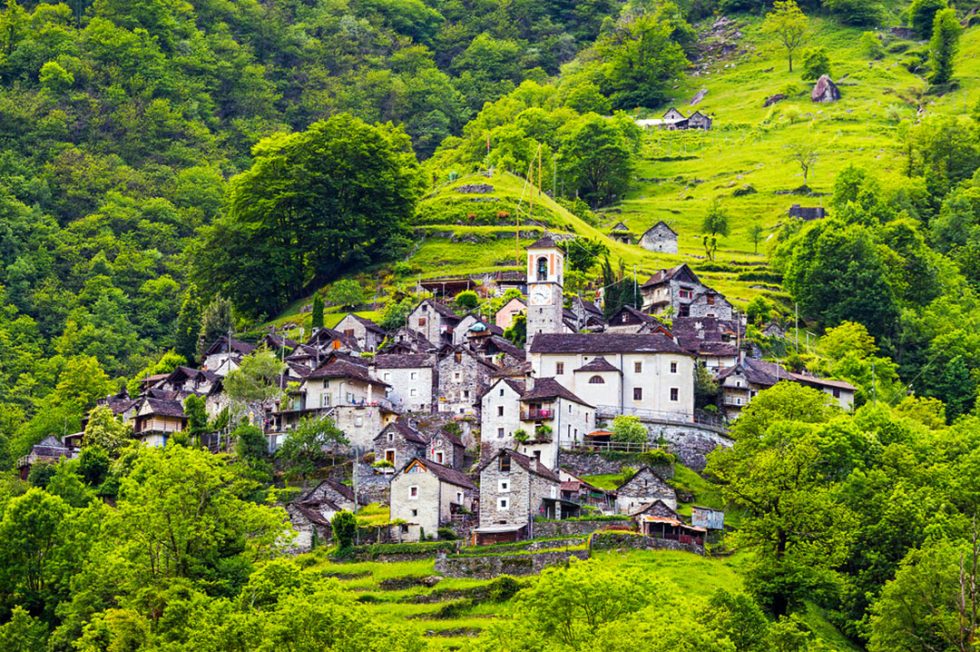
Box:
(499, 388, 505, 397)
(384, 373, 391, 382)
(388, 433, 394, 442)
(634, 362, 642, 373)
(707, 294, 715, 305)
(498, 497, 510, 510)
(454, 372, 461, 380)
(464, 390, 470, 399)
(454, 351, 462, 364)
(498, 479, 510, 492)
(833, 388, 841, 398)
(344, 328, 355, 337)
(670, 362, 677, 373)
(410, 486, 418, 499)
(670, 387, 679, 401)
(588, 375, 605, 384)
(497, 406, 504, 417)
(499, 454, 511, 472)
(354, 416, 363, 427)
(410, 388, 417, 397)
(385, 449, 395, 464)
(436, 452, 444, 464)
(411, 509, 418, 517)
(497, 427, 505, 439)
(456, 492, 463, 503)
(633, 387, 643, 401)
(418, 317, 427, 326)
(410, 372, 417, 381)
(556, 362, 564, 375)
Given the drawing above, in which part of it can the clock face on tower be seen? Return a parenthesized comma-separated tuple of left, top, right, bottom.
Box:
(529, 287, 550, 306)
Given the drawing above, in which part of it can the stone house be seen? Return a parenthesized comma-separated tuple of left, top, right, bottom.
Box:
(474, 449, 560, 544)
(373, 353, 435, 413)
(386, 327, 437, 354)
(494, 297, 526, 330)
(715, 357, 855, 420)
(789, 204, 826, 221)
(639, 221, 679, 254)
(471, 334, 526, 369)
(615, 466, 677, 514)
(17, 435, 75, 480)
(687, 110, 712, 130)
(454, 314, 502, 346)
(605, 305, 672, 335)
(300, 479, 357, 512)
(335, 313, 387, 351)
(435, 345, 496, 415)
(303, 356, 390, 411)
(687, 289, 735, 320)
(374, 421, 428, 470)
(558, 469, 615, 512)
(568, 297, 605, 333)
(511, 378, 595, 470)
(285, 503, 332, 553)
(407, 299, 461, 348)
(306, 327, 361, 354)
(528, 333, 696, 422)
(131, 397, 186, 447)
(201, 336, 255, 375)
(672, 317, 741, 370)
(609, 221, 632, 244)
(427, 430, 466, 469)
(152, 366, 219, 396)
(661, 107, 687, 127)
(390, 457, 477, 542)
(640, 264, 717, 317)
(480, 377, 526, 453)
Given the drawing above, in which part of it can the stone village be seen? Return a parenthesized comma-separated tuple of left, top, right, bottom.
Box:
(20, 236, 855, 569)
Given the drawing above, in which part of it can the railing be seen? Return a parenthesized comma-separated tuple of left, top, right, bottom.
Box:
(521, 408, 554, 421)
(593, 405, 728, 431)
(564, 440, 661, 454)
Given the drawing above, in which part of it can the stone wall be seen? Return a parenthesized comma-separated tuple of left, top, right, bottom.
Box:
(642, 423, 732, 471)
(533, 519, 632, 538)
(480, 456, 532, 528)
(351, 462, 391, 505)
(559, 451, 674, 479)
(591, 531, 704, 555)
(435, 549, 591, 578)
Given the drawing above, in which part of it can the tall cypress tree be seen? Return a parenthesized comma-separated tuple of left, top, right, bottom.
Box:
(928, 8, 961, 85)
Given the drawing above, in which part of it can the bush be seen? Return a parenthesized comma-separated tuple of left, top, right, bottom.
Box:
(611, 415, 647, 444)
(454, 289, 479, 311)
(909, 0, 947, 39)
(639, 448, 676, 467)
(824, 0, 883, 27)
(513, 429, 529, 443)
(487, 576, 523, 602)
(331, 511, 358, 551)
(801, 47, 832, 81)
(437, 527, 458, 540)
(860, 31, 885, 59)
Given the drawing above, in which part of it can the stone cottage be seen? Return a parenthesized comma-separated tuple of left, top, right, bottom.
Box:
(474, 448, 560, 544)
(615, 466, 677, 514)
(639, 221, 679, 254)
(373, 421, 428, 470)
(389, 457, 477, 542)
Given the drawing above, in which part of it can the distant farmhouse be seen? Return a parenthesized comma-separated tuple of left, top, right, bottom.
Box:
(609, 221, 632, 244)
(788, 204, 826, 221)
(639, 221, 678, 254)
(636, 108, 713, 131)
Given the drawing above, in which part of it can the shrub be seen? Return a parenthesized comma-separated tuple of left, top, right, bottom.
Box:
(908, 0, 947, 39)
(437, 527, 458, 540)
(331, 511, 357, 551)
(534, 424, 552, 442)
(454, 290, 479, 311)
(513, 429, 529, 443)
(639, 448, 676, 467)
(732, 184, 757, 196)
(860, 31, 885, 59)
(824, 0, 883, 27)
(611, 415, 647, 444)
(487, 576, 523, 602)
(801, 47, 832, 81)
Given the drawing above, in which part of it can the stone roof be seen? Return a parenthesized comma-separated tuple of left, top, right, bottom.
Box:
(573, 356, 621, 373)
(528, 234, 558, 249)
(403, 457, 476, 490)
(373, 353, 434, 369)
(640, 264, 700, 289)
(521, 377, 592, 407)
(376, 421, 428, 445)
(308, 357, 388, 387)
(203, 336, 255, 357)
(529, 333, 687, 355)
(477, 448, 560, 483)
(641, 221, 678, 237)
(300, 478, 356, 504)
(140, 397, 186, 418)
(343, 313, 387, 334)
(418, 299, 461, 321)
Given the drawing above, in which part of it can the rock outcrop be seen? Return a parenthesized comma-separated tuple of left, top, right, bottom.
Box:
(811, 75, 841, 103)
(763, 93, 786, 107)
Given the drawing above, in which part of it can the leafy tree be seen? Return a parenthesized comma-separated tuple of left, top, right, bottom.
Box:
(928, 8, 961, 86)
(596, 13, 689, 109)
(0, 605, 48, 652)
(223, 350, 286, 425)
(198, 114, 423, 317)
(83, 405, 131, 454)
(909, 0, 947, 39)
(786, 141, 818, 188)
(183, 394, 209, 443)
(562, 237, 608, 273)
(801, 47, 831, 80)
(331, 510, 357, 551)
(454, 290, 479, 312)
(379, 297, 414, 331)
(234, 423, 268, 463)
(707, 383, 851, 617)
(762, 0, 809, 72)
(748, 223, 766, 254)
(78, 446, 110, 486)
(276, 416, 348, 487)
(600, 256, 641, 319)
(310, 295, 324, 330)
(559, 113, 637, 208)
(503, 311, 527, 347)
(116, 445, 287, 580)
(175, 287, 203, 363)
(128, 350, 186, 396)
(611, 415, 647, 444)
(746, 296, 774, 326)
(702, 200, 730, 238)
(701, 590, 771, 652)
(921, 354, 976, 421)
(325, 280, 365, 310)
(197, 295, 233, 358)
(0, 488, 70, 605)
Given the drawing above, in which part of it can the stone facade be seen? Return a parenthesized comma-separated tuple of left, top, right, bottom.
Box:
(334, 314, 385, 351)
(558, 450, 674, 479)
(374, 355, 435, 413)
(480, 378, 525, 457)
(332, 405, 392, 450)
(590, 531, 703, 555)
(615, 466, 677, 513)
(639, 222, 678, 254)
(427, 431, 466, 469)
(407, 299, 460, 348)
(533, 519, 632, 538)
(686, 290, 735, 321)
(478, 450, 559, 532)
(435, 549, 591, 578)
(389, 458, 476, 542)
(373, 422, 427, 470)
(436, 346, 495, 416)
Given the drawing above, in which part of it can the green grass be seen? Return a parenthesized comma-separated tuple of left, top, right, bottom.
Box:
(580, 473, 624, 490)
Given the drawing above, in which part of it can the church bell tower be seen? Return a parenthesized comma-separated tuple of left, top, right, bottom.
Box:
(525, 235, 564, 345)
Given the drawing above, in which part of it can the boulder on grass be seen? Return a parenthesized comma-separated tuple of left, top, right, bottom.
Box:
(811, 75, 840, 103)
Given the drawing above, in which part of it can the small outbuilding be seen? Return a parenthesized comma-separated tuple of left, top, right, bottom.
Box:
(639, 221, 679, 254)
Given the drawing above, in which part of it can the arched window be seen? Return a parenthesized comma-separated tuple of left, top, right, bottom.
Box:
(588, 375, 605, 384)
(536, 257, 548, 281)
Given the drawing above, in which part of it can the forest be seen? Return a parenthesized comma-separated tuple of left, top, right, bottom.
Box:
(0, 0, 979, 649)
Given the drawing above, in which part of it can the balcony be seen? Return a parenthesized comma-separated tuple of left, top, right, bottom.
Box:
(521, 408, 554, 421)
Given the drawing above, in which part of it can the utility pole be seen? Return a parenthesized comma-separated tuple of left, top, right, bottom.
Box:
(794, 303, 799, 353)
